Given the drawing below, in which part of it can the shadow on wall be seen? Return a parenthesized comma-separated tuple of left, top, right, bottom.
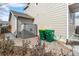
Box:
(16, 29, 36, 39)
(4, 29, 36, 40)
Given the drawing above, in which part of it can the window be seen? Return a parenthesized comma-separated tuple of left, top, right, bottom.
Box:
(75, 12, 79, 26)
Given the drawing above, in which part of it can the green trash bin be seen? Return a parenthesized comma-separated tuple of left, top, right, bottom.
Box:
(39, 30, 46, 40)
(45, 29, 55, 42)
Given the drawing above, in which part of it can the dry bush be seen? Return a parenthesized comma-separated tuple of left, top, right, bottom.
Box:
(12, 40, 31, 56)
(30, 42, 53, 56)
(0, 38, 72, 56)
(0, 39, 14, 56)
(6, 25, 11, 32)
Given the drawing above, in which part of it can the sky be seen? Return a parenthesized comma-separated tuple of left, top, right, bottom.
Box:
(0, 3, 25, 21)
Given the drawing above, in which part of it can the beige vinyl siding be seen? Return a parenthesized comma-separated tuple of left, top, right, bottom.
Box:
(10, 13, 17, 35)
(25, 3, 67, 39)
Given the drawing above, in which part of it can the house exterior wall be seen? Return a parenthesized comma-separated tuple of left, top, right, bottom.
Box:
(68, 4, 79, 38)
(17, 17, 37, 38)
(10, 13, 17, 35)
(17, 17, 33, 32)
(68, 10, 75, 38)
(23, 24, 37, 35)
(25, 3, 67, 39)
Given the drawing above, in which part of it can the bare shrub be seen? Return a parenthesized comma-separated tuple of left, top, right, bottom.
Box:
(0, 39, 14, 56)
(0, 39, 72, 56)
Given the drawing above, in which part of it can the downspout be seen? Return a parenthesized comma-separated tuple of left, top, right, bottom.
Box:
(24, 3, 38, 10)
(24, 3, 30, 10)
(16, 17, 18, 38)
